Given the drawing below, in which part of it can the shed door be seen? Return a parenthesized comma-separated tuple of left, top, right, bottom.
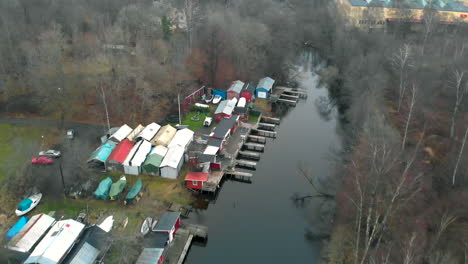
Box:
(257, 92, 267, 98)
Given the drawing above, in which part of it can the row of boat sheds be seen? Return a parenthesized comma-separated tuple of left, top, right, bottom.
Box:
(5, 211, 193, 264)
(87, 123, 194, 179)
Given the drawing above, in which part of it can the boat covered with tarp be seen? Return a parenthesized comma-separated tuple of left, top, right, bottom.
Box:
(94, 177, 113, 200)
(125, 179, 142, 202)
(5, 217, 29, 241)
(109, 176, 127, 200)
(15, 193, 42, 216)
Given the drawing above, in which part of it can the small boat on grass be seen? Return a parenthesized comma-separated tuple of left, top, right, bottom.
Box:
(140, 217, 152, 236)
(109, 176, 127, 200)
(97, 215, 114, 232)
(15, 193, 42, 216)
(94, 177, 113, 200)
(125, 179, 142, 204)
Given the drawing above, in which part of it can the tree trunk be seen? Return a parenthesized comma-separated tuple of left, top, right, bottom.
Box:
(452, 126, 468, 186)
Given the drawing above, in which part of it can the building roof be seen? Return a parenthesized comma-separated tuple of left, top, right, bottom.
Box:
(136, 123, 161, 142)
(63, 226, 112, 264)
(150, 145, 168, 157)
(207, 138, 223, 148)
(237, 97, 246, 108)
(8, 214, 56, 253)
(214, 100, 228, 114)
(123, 140, 143, 166)
(257, 77, 275, 91)
(167, 128, 194, 149)
(143, 152, 165, 169)
(127, 124, 144, 141)
(185, 172, 209, 182)
(87, 141, 117, 163)
(213, 115, 239, 139)
(150, 125, 177, 146)
(203, 146, 219, 155)
(199, 153, 216, 163)
(107, 139, 135, 163)
(227, 80, 245, 94)
(136, 248, 165, 264)
(108, 124, 132, 142)
(160, 146, 184, 169)
(245, 82, 256, 93)
(130, 140, 152, 167)
(152, 212, 180, 232)
(25, 219, 85, 264)
(143, 232, 169, 249)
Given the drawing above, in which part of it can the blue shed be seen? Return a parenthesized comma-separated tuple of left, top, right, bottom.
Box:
(256, 77, 275, 99)
(212, 90, 227, 100)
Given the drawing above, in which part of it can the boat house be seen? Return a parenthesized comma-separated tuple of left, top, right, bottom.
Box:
(63, 225, 112, 264)
(150, 125, 176, 147)
(108, 124, 133, 143)
(240, 82, 256, 102)
(211, 115, 239, 141)
(214, 98, 237, 122)
(226, 80, 245, 100)
(127, 124, 144, 141)
(136, 122, 161, 142)
(167, 128, 194, 151)
(24, 219, 85, 264)
(185, 172, 209, 190)
(152, 212, 181, 243)
(160, 146, 185, 179)
(123, 140, 143, 175)
(256, 77, 275, 99)
(106, 139, 135, 172)
(128, 140, 153, 175)
(142, 146, 168, 176)
(8, 214, 56, 253)
(87, 141, 117, 169)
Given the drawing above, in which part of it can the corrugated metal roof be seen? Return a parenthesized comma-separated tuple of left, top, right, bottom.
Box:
(214, 100, 228, 114)
(64, 226, 112, 264)
(87, 141, 117, 163)
(185, 172, 209, 181)
(127, 124, 144, 141)
(227, 80, 245, 94)
(25, 219, 85, 264)
(136, 248, 164, 264)
(167, 129, 194, 150)
(150, 125, 176, 146)
(107, 139, 135, 163)
(109, 124, 132, 142)
(257, 77, 275, 91)
(137, 123, 161, 142)
(123, 140, 143, 166)
(213, 115, 238, 139)
(68, 243, 99, 264)
(150, 145, 168, 157)
(160, 146, 184, 169)
(130, 140, 152, 167)
(152, 212, 180, 232)
(143, 153, 165, 168)
(8, 214, 56, 253)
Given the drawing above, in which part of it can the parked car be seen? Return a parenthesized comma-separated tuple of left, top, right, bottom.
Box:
(38, 149, 61, 158)
(203, 117, 213, 127)
(66, 129, 75, 139)
(32, 156, 53, 165)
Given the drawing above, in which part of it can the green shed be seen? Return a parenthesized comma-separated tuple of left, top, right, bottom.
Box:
(142, 145, 168, 176)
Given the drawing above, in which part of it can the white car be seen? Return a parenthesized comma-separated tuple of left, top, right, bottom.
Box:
(39, 149, 61, 158)
(66, 129, 75, 139)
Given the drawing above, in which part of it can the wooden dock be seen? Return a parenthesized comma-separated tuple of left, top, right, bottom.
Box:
(257, 122, 276, 131)
(277, 98, 297, 106)
(260, 116, 281, 125)
(168, 224, 208, 264)
(202, 170, 224, 193)
(247, 134, 267, 143)
(235, 159, 257, 169)
(176, 234, 193, 264)
(238, 151, 261, 160)
(243, 142, 265, 152)
(225, 170, 254, 182)
(252, 128, 277, 138)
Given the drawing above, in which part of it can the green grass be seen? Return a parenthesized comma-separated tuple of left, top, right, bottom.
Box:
(182, 111, 208, 131)
(248, 114, 260, 123)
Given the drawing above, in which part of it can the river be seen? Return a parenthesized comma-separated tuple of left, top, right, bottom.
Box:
(185, 51, 343, 264)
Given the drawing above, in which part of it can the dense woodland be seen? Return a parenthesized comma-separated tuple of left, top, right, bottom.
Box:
(0, 0, 467, 263)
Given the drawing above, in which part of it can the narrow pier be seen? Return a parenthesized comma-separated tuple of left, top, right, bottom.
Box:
(280, 93, 299, 100)
(168, 224, 208, 264)
(235, 159, 257, 169)
(238, 151, 261, 160)
(243, 142, 265, 152)
(252, 128, 277, 138)
(225, 170, 253, 182)
(277, 98, 297, 106)
(257, 122, 276, 131)
(247, 134, 267, 143)
(260, 116, 281, 125)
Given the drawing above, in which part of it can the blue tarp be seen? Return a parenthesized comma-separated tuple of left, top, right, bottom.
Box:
(6, 217, 29, 241)
(18, 199, 32, 211)
(212, 90, 227, 100)
(94, 177, 113, 200)
(88, 141, 117, 163)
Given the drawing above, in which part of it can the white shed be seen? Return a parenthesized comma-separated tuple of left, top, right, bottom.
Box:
(167, 128, 194, 151)
(127, 124, 144, 141)
(123, 140, 143, 175)
(160, 146, 185, 179)
(108, 124, 133, 143)
(128, 140, 152, 175)
(24, 219, 85, 264)
(8, 214, 56, 253)
(136, 122, 161, 142)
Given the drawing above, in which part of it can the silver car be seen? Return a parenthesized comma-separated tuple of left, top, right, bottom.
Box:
(38, 149, 61, 158)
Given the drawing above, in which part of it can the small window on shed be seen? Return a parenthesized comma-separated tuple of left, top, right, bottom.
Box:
(192, 181, 198, 186)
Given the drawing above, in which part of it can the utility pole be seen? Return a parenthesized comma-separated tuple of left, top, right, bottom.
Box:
(59, 160, 66, 197)
(99, 83, 111, 132)
(178, 93, 181, 125)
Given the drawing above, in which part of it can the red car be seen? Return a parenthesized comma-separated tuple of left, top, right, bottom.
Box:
(32, 156, 54, 165)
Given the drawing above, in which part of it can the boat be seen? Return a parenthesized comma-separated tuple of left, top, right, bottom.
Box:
(15, 193, 42, 216)
(97, 215, 114, 232)
(212, 94, 222, 104)
(5, 217, 29, 241)
(109, 176, 127, 200)
(125, 179, 143, 202)
(151, 219, 158, 230)
(94, 177, 113, 200)
(204, 95, 213, 103)
(140, 217, 153, 236)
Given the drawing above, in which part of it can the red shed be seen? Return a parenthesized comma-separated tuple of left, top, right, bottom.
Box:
(185, 172, 209, 190)
(152, 212, 181, 242)
(226, 80, 244, 100)
(106, 139, 135, 172)
(240, 82, 255, 103)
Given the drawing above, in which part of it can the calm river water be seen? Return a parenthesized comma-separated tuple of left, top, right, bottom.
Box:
(186, 51, 342, 264)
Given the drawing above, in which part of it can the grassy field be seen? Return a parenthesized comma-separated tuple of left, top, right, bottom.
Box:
(182, 111, 209, 131)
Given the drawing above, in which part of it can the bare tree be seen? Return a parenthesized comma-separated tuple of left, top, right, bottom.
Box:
(402, 84, 417, 150)
(184, 0, 202, 52)
(452, 126, 468, 186)
(449, 70, 467, 138)
(422, 7, 438, 55)
(391, 44, 414, 112)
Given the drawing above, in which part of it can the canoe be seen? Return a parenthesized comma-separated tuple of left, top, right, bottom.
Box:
(109, 176, 127, 200)
(15, 193, 42, 216)
(97, 215, 114, 232)
(94, 177, 113, 200)
(5, 217, 29, 241)
(140, 217, 152, 236)
(125, 179, 142, 201)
